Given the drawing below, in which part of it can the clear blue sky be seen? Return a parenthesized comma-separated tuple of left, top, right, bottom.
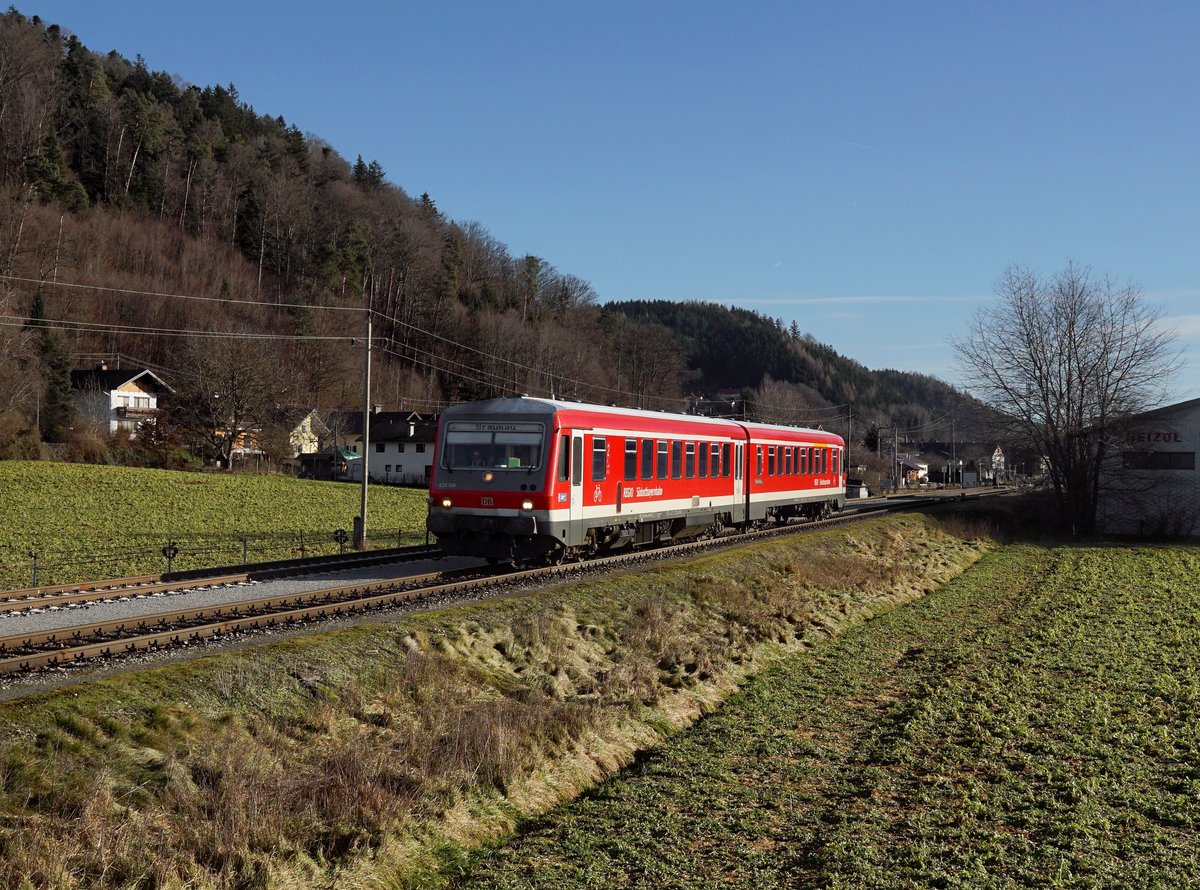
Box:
(23, 1, 1200, 398)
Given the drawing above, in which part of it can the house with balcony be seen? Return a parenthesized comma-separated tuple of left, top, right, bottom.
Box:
(70, 364, 173, 438)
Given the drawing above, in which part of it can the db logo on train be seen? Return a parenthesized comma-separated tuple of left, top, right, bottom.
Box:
(592, 484, 603, 503)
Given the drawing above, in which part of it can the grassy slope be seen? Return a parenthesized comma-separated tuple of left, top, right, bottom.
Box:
(457, 543, 1200, 888)
(0, 461, 429, 587)
(0, 514, 986, 889)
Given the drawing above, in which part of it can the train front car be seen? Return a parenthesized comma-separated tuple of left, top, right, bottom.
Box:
(427, 398, 559, 562)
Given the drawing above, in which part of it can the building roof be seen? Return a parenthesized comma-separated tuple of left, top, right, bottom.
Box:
(70, 367, 174, 394)
(328, 410, 438, 442)
(1119, 396, 1200, 424)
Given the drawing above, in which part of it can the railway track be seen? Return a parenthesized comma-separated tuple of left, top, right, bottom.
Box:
(0, 494, 994, 677)
(0, 544, 443, 616)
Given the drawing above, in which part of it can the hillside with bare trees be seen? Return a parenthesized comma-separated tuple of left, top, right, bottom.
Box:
(0, 8, 980, 463)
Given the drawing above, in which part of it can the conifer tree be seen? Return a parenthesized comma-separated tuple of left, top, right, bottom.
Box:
(26, 290, 76, 442)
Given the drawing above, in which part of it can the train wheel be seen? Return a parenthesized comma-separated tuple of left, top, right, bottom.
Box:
(546, 546, 567, 566)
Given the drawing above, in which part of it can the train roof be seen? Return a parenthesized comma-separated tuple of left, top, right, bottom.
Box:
(439, 396, 844, 444)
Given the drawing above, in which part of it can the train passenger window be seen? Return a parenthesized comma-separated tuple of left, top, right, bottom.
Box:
(592, 437, 607, 482)
(800, 447, 808, 475)
(756, 446, 763, 477)
(558, 434, 570, 482)
(784, 447, 792, 476)
(656, 440, 668, 479)
(625, 439, 638, 480)
(671, 441, 682, 479)
(767, 446, 775, 477)
(833, 448, 839, 476)
(712, 444, 722, 478)
(642, 439, 654, 480)
(818, 448, 826, 475)
(699, 443, 709, 478)
(793, 447, 801, 475)
(685, 442, 696, 478)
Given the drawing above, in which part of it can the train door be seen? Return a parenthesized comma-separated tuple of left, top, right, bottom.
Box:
(569, 433, 584, 542)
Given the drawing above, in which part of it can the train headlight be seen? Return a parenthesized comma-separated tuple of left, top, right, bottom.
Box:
(441, 497, 453, 508)
(483, 472, 494, 482)
(521, 499, 534, 511)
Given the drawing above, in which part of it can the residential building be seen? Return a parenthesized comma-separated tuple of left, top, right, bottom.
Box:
(70, 364, 172, 437)
(326, 410, 438, 484)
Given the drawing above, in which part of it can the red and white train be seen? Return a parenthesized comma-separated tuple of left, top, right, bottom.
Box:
(426, 396, 846, 562)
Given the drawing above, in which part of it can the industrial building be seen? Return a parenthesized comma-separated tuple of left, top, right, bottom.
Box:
(1096, 397, 1200, 537)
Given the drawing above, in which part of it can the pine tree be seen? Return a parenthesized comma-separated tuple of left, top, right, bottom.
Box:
(352, 154, 369, 187)
(27, 290, 76, 442)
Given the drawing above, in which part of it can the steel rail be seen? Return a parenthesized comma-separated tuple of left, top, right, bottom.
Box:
(0, 544, 443, 613)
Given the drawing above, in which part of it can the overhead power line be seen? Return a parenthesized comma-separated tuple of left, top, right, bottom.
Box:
(0, 315, 352, 341)
(0, 274, 364, 313)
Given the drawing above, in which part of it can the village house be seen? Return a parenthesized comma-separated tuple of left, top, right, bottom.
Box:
(324, 410, 438, 485)
(70, 363, 172, 438)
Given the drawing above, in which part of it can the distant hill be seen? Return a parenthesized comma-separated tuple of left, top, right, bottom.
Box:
(603, 300, 980, 438)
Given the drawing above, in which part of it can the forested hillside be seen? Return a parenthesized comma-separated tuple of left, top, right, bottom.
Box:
(604, 301, 974, 436)
(0, 8, 978, 461)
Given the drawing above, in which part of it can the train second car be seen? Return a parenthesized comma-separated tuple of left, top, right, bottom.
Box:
(426, 396, 846, 562)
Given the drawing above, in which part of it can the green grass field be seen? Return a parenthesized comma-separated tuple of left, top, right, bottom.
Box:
(456, 542, 1200, 888)
(0, 461, 430, 588)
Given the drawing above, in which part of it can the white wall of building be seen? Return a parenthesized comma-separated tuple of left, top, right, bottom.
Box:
(346, 439, 433, 483)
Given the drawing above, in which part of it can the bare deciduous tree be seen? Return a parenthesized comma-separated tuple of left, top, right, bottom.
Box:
(171, 334, 289, 470)
(954, 262, 1180, 533)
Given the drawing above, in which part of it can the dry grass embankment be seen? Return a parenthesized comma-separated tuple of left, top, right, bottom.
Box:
(0, 512, 992, 888)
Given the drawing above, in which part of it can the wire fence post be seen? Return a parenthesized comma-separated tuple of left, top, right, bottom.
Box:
(29, 551, 38, 588)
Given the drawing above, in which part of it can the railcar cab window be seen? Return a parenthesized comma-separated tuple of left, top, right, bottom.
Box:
(592, 437, 607, 482)
(625, 439, 638, 480)
(833, 448, 839, 476)
(442, 422, 544, 471)
(671, 441, 683, 479)
(557, 433, 569, 482)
